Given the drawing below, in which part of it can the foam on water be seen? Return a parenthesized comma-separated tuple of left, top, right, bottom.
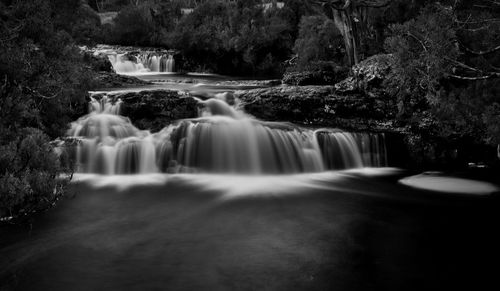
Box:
(399, 173, 499, 195)
(71, 173, 170, 190)
(70, 167, 402, 201)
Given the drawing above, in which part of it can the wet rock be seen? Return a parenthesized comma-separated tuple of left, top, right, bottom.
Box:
(216, 79, 282, 87)
(97, 90, 199, 132)
(82, 51, 114, 72)
(235, 85, 397, 131)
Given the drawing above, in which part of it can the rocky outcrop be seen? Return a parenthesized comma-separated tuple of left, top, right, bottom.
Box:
(83, 51, 114, 72)
(335, 54, 394, 94)
(93, 72, 151, 88)
(93, 90, 199, 132)
(283, 63, 348, 86)
(81, 48, 152, 88)
(88, 84, 398, 132)
(235, 85, 398, 131)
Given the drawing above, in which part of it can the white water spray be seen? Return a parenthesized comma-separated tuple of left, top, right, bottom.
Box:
(66, 92, 388, 175)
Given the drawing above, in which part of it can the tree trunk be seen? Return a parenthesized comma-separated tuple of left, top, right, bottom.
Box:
(331, 7, 361, 66)
(317, 0, 386, 66)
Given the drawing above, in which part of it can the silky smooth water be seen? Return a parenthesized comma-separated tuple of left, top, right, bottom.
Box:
(1, 170, 498, 291)
(107, 53, 175, 74)
(66, 93, 388, 175)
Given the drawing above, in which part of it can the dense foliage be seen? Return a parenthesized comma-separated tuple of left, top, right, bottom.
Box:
(97, 0, 447, 75)
(0, 0, 96, 219)
(103, 0, 301, 75)
(293, 15, 343, 68)
(384, 1, 500, 146)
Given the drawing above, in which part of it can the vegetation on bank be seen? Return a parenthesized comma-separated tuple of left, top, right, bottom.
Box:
(0, 0, 97, 220)
(383, 2, 500, 165)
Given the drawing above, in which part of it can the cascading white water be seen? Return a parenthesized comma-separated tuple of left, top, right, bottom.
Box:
(66, 93, 388, 175)
(108, 52, 175, 74)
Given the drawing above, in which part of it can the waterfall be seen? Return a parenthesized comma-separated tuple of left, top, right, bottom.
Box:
(108, 52, 175, 74)
(66, 93, 388, 175)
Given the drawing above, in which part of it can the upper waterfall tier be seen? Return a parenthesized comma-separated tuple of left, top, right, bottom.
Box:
(84, 45, 177, 74)
(64, 92, 387, 175)
(107, 53, 175, 74)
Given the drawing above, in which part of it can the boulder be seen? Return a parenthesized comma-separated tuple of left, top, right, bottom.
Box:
(83, 52, 114, 72)
(335, 54, 395, 94)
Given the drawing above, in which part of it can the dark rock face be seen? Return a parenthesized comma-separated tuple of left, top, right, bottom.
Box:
(83, 52, 114, 72)
(235, 85, 397, 131)
(93, 72, 151, 88)
(94, 90, 199, 132)
(283, 63, 348, 86)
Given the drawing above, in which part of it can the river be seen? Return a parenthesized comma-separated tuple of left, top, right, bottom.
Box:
(1, 49, 499, 290)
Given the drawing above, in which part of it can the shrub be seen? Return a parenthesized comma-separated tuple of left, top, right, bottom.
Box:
(0, 128, 68, 219)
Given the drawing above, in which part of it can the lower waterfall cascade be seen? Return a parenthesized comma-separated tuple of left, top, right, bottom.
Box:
(65, 92, 388, 175)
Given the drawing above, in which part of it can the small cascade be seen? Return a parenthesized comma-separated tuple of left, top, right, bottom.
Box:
(107, 54, 147, 73)
(316, 131, 387, 169)
(108, 52, 175, 74)
(68, 95, 157, 174)
(66, 92, 388, 175)
(158, 118, 325, 174)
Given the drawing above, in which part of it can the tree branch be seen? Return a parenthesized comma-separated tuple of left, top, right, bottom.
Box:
(483, 0, 500, 5)
(460, 26, 489, 32)
(312, 0, 391, 10)
(25, 86, 62, 100)
(356, 0, 392, 7)
(456, 18, 500, 24)
(461, 44, 500, 55)
(446, 57, 485, 74)
(447, 72, 500, 80)
(407, 32, 428, 52)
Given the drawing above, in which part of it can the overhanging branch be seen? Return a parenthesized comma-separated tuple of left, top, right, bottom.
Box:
(456, 18, 500, 25)
(311, 0, 391, 10)
(461, 44, 500, 55)
(447, 72, 500, 80)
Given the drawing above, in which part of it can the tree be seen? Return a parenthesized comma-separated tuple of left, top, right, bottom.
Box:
(293, 15, 343, 67)
(384, 1, 500, 146)
(168, 0, 294, 75)
(309, 0, 391, 66)
(385, 2, 499, 108)
(1, 0, 96, 220)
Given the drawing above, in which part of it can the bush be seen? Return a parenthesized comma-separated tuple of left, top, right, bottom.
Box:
(107, 4, 155, 45)
(1, 0, 95, 220)
(0, 128, 68, 219)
